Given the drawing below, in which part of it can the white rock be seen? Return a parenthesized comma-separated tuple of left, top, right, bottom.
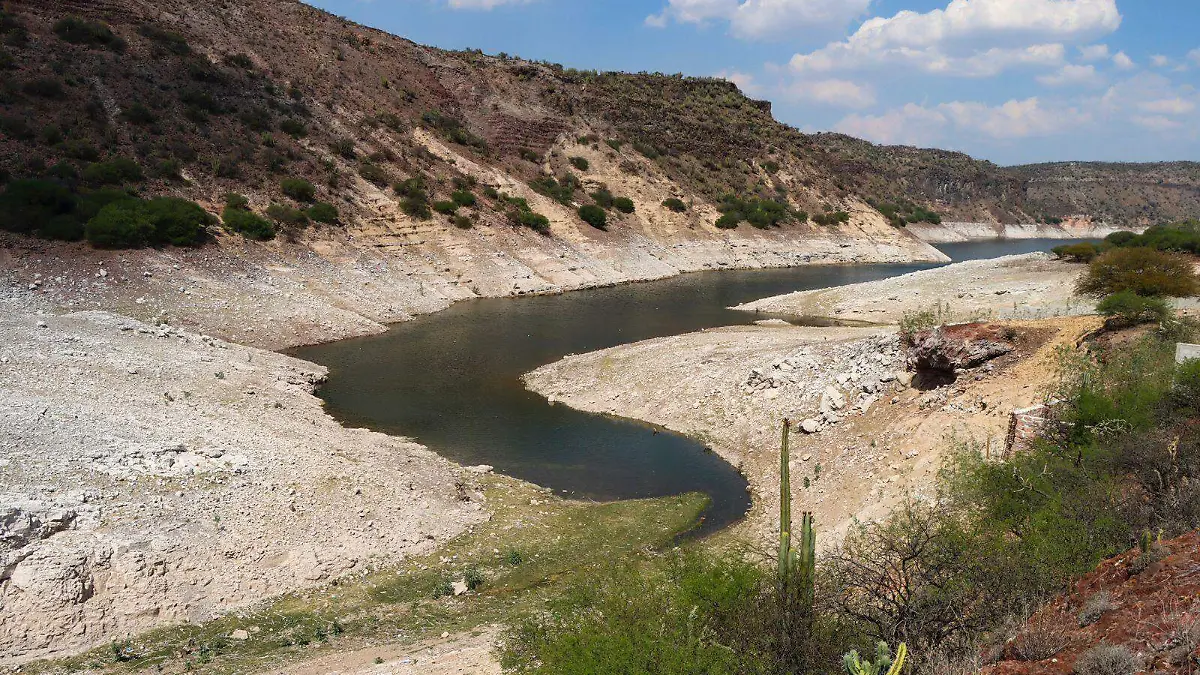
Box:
(800, 419, 821, 434)
(230, 629, 249, 640)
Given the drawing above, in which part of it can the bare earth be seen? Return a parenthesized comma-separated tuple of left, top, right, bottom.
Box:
(733, 253, 1094, 324)
(0, 290, 486, 664)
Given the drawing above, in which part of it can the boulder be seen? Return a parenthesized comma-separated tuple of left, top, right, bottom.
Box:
(800, 419, 821, 434)
(819, 386, 846, 413)
(906, 323, 1016, 373)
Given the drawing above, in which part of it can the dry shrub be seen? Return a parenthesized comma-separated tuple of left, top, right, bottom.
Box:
(1011, 615, 1072, 661)
(1072, 644, 1138, 675)
(1077, 591, 1115, 627)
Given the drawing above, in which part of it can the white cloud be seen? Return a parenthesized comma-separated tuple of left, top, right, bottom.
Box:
(1078, 44, 1109, 61)
(1132, 115, 1183, 132)
(1112, 51, 1135, 70)
(1150, 55, 1171, 68)
(1190, 49, 1200, 66)
(835, 97, 1090, 146)
(646, 0, 871, 39)
(789, 0, 1119, 77)
(715, 69, 765, 96)
(446, 0, 534, 8)
(1037, 63, 1103, 87)
(785, 78, 877, 108)
(1138, 97, 1197, 116)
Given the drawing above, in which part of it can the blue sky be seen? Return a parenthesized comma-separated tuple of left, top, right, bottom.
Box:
(308, 0, 1200, 166)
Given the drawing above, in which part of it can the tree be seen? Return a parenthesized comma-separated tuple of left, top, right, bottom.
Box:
(85, 201, 153, 248)
(1076, 248, 1199, 298)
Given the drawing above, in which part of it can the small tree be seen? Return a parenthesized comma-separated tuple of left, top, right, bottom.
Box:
(86, 201, 153, 248)
(1077, 248, 1200, 298)
(662, 197, 687, 213)
(613, 197, 635, 214)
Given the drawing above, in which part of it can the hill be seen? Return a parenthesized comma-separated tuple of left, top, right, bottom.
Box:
(0, 0, 1194, 350)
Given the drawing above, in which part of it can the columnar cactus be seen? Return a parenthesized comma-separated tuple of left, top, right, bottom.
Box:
(778, 419, 816, 605)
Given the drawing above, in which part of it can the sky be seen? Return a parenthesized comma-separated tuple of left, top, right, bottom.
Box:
(305, 0, 1200, 166)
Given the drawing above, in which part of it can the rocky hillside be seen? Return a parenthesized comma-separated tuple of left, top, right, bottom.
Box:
(0, 0, 1192, 352)
(986, 531, 1200, 674)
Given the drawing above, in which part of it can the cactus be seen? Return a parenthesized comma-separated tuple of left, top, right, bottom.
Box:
(778, 420, 816, 605)
(1140, 529, 1153, 553)
(844, 641, 907, 675)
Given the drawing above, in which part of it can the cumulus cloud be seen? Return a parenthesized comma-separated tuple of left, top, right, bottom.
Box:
(1138, 97, 1197, 116)
(1150, 55, 1171, 68)
(645, 0, 871, 39)
(784, 78, 877, 108)
(1112, 51, 1135, 70)
(715, 69, 765, 96)
(1037, 63, 1103, 87)
(789, 0, 1120, 77)
(1077, 44, 1109, 61)
(1132, 115, 1184, 132)
(1190, 48, 1200, 66)
(835, 97, 1090, 146)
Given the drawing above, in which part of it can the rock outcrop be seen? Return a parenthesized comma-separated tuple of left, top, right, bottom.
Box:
(906, 323, 1016, 374)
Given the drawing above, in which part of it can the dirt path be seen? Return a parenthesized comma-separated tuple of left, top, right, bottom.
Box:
(270, 628, 502, 675)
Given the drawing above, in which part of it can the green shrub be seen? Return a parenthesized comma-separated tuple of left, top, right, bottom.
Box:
(518, 148, 540, 162)
(330, 138, 356, 159)
(239, 107, 272, 132)
(1052, 242, 1099, 262)
(37, 215, 85, 241)
(221, 206, 274, 240)
(612, 197, 635, 214)
(1104, 231, 1137, 247)
(762, 160, 780, 173)
(1072, 644, 1138, 675)
(720, 195, 789, 228)
(421, 111, 486, 150)
(154, 158, 183, 181)
(1077, 248, 1200, 298)
(813, 211, 851, 226)
(1096, 291, 1171, 327)
(605, 139, 622, 151)
(631, 141, 659, 159)
(0, 179, 76, 234)
(46, 162, 78, 181)
(452, 214, 472, 229)
(483, 186, 500, 199)
(82, 158, 143, 186)
(464, 567, 484, 591)
(266, 203, 308, 226)
(122, 103, 157, 125)
(433, 200, 457, 215)
(53, 16, 125, 51)
(178, 88, 222, 114)
(578, 204, 606, 230)
(60, 140, 101, 161)
(142, 197, 213, 246)
(530, 175, 579, 205)
(715, 212, 741, 229)
(279, 118, 307, 138)
(85, 201, 153, 248)
(137, 24, 189, 55)
(280, 177, 316, 202)
(358, 162, 389, 187)
(225, 192, 250, 210)
(0, 115, 32, 140)
(662, 197, 687, 213)
(590, 188, 614, 209)
(568, 156, 589, 171)
(451, 190, 476, 207)
(306, 202, 339, 224)
(509, 207, 550, 234)
(23, 77, 65, 99)
(395, 177, 431, 219)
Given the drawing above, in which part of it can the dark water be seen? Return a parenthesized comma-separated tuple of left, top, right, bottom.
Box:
(291, 239, 1077, 536)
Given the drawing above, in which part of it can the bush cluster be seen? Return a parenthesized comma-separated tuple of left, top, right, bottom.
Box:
(813, 211, 851, 226)
(873, 200, 941, 227)
(221, 197, 275, 240)
(280, 177, 316, 202)
(716, 195, 790, 229)
(568, 156, 589, 171)
(395, 176, 431, 220)
(529, 174, 580, 205)
(85, 197, 213, 248)
(1052, 242, 1100, 262)
(53, 16, 125, 51)
(1077, 247, 1199, 298)
(497, 192, 550, 234)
